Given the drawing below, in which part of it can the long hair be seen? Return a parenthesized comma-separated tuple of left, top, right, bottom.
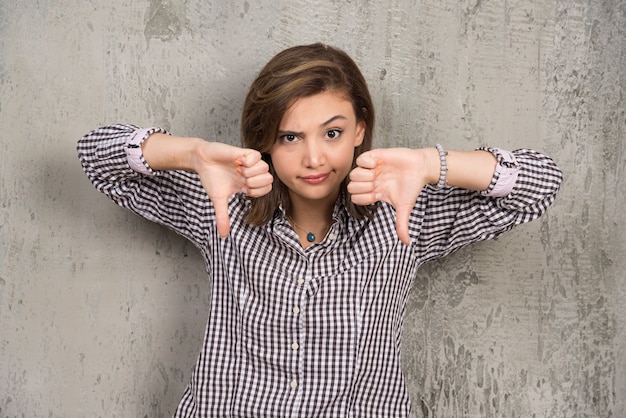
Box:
(241, 43, 376, 225)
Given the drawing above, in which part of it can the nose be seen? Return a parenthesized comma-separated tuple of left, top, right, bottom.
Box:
(303, 138, 326, 168)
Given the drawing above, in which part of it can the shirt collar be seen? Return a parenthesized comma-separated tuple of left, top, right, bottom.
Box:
(267, 196, 371, 240)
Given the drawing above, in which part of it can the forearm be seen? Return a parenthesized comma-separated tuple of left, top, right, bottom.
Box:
(141, 132, 205, 172)
(422, 148, 497, 191)
(414, 146, 561, 258)
(77, 124, 213, 246)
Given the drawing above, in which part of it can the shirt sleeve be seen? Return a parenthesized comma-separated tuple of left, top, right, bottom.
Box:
(124, 127, 164, 175)
(479, 147, 519, 197)
(409, 147, 563, 263)
(77, 124, 216, 248)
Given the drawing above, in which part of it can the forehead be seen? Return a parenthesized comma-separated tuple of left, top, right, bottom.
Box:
(280, 91, 355, 127)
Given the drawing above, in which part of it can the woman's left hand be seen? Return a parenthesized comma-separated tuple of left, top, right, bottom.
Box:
(348, 148, 438, 245)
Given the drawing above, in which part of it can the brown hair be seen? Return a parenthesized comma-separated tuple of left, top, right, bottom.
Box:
(241, 43, 376, 225)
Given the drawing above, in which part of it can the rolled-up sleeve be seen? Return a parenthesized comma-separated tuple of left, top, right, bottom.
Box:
(410, 147, 562, 262)
(77, 124, 214, 248)
(77, 124, 166, 191)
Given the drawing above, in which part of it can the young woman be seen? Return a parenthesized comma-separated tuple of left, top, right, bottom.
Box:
(77, 43, 562, 418)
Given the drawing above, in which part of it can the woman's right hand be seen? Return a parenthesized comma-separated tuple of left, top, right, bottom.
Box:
(192, 141, 273, 237)
(141, 133, 273, 237)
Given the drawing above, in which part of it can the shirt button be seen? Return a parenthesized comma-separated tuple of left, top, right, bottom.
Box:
(292, 306, 300, 314)
(291, 342, 299, 350)
(290, 380, 298, 389)
(329, 233, 336, 240)
(297, 278, 305, 285)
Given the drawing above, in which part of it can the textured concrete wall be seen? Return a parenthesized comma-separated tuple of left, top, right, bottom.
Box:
(1, 0, 624, 417)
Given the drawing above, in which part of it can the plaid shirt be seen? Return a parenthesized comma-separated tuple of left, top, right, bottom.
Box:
(77, 124, 562, 418)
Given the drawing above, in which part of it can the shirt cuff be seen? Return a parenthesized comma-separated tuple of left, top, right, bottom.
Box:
(479, 147, 519, 197)
(124, 127, 165, 175)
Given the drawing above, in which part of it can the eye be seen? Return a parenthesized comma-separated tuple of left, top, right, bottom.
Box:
(326, 129, 343, 140)
(278, 133, 299, 143)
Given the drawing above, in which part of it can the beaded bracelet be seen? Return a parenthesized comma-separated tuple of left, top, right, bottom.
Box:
(435, 144, 448, 188)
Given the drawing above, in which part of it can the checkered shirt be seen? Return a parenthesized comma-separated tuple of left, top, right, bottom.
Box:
(77, 124, 562, 418)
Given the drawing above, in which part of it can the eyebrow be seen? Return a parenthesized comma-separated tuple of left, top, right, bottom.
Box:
(278, 115, 348, 137)
(321, 115, 347, 126)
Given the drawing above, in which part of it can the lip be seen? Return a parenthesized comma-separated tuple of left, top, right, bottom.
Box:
(300, 173, 330, 184)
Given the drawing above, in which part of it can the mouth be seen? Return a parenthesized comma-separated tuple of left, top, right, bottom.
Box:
(300, 173, 331, 185)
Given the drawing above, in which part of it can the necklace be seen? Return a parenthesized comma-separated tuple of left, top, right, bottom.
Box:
(287, 216, 330, 243)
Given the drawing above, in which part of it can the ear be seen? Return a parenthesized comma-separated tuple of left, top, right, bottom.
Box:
(354, 120, 366, 147)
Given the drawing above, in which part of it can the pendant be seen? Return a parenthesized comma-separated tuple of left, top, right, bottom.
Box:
(306, 232, 315, 242)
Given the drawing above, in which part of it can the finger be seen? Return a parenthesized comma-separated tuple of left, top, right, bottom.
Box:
(244, 172, 273, 188)
(347, 180, 377, 195)
(350, 190, 381, 206)
(355, 150, 381, 169)
(244, 173, 274, 194)
(246, 183, 273, 198)
(349, 166, 378, 182)
(212, 196, 231, 238)
(395, 204, 411, 245)
(238, 160, 270, 178)
(238, 149, 263, 168)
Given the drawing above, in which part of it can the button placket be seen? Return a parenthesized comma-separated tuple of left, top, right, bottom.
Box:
(291, 298, 302, 389)
(291, 300, 301, 367)
(288, 264, 309, 408)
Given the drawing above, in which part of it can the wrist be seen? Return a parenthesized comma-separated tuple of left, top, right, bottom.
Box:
(189, 137, 212, 172)
(141, 133, 205, 171)
(418, 147, 441, 186)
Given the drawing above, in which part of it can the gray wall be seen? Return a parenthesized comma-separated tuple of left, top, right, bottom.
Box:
(1, 0, 624, 417)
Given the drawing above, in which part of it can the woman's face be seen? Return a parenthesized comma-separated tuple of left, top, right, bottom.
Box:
(270, 90, 365, 209)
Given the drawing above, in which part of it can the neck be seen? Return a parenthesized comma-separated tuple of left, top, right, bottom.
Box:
(287, 210, 333, 234)
(287, 215, 331, 245)
(287, 195, 336, 229)
(286, 192, 336, 245)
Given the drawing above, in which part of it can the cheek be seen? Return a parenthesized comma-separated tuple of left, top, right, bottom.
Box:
(269, 150, 289, 180)
(334, 143, 357, 169)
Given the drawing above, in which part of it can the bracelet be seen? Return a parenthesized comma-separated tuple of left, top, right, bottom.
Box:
(435, 144, 448, 188)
